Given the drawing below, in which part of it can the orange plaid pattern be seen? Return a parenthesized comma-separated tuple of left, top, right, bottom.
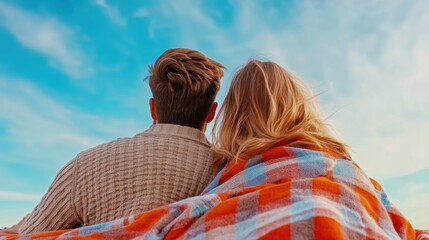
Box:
(1, 146, 427, 239)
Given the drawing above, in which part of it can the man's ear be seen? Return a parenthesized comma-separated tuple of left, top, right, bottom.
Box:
(149, 98, 157, 121)
(205, 102, 218, 123)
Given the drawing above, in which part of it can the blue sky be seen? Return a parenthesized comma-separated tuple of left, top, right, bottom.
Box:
(0, 0, 428, 229)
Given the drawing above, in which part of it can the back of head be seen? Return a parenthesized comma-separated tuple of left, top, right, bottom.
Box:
(148, 48, 224, 129)
(213, 59, 350, 165)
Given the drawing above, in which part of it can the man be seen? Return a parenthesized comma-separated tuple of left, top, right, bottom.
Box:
(16, 48, 224, 234)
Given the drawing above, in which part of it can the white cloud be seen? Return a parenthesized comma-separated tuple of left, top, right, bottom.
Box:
(341, 120, 429, 178)
(380, 169, 429, 229)
(323, 1, 429, 178)
(0, 75, 146, 169)
(392, 192, 429, 230)
(136, 0, 231, 50)
(0, 2, 93, 78)
(166, 0, 215, 29)
(0, 77, 101, 167)
(94, 0, 126, 27)
(0, 191, 42, 201)
(133, 7, 150, 18)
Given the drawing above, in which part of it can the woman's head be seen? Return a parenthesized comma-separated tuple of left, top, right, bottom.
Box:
(212, 60, 349, 165)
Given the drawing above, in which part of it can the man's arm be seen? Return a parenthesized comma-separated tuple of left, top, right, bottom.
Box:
(19, 160, 81, 234)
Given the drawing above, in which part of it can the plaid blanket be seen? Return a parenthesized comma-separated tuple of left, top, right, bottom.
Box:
(1, 146, 428, 239)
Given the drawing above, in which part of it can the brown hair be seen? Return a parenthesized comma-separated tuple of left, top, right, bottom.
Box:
(212, 60, 350, 167)
(148, 48, 224, 129)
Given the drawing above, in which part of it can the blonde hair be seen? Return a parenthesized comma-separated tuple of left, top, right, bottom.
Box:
(148, 48, 224, 129)
(212, 60, 350, 167)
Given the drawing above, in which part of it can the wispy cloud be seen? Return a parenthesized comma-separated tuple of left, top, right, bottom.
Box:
(381, 167, 429, 229)
(0, 76, 101, 167)
(135, 0, 230, 49)
(0, 75, 146, 169)
(292, 1, 429, 178)
(94, 0, 126, 27)
(0, 191, 42, 201)
(133, 8, 150, 18)
(0, 2, 93, 78)
(317, 1, 429, 178)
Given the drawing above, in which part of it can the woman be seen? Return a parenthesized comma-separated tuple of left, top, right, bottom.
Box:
(205, 60, 424, 239)
(212, 59, 350, 167)
(2, 60, 426, 239)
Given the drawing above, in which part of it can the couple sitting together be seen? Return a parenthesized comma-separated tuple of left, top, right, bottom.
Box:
(2, 48, 427, 239)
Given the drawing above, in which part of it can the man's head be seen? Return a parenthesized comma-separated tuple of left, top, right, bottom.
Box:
(148, 48, 224, 131)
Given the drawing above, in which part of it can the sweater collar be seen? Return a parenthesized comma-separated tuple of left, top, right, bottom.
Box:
(143, 124, 210, 144)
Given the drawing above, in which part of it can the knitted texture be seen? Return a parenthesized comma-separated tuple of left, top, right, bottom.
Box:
(19, 124, 214, 234)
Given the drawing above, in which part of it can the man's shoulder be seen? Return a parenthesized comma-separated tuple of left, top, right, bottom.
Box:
(73, 125, 212, 164)
(75, 132, 145, 160)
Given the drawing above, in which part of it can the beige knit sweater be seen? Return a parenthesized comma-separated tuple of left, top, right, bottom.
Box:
(19, 124, 215, 234)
